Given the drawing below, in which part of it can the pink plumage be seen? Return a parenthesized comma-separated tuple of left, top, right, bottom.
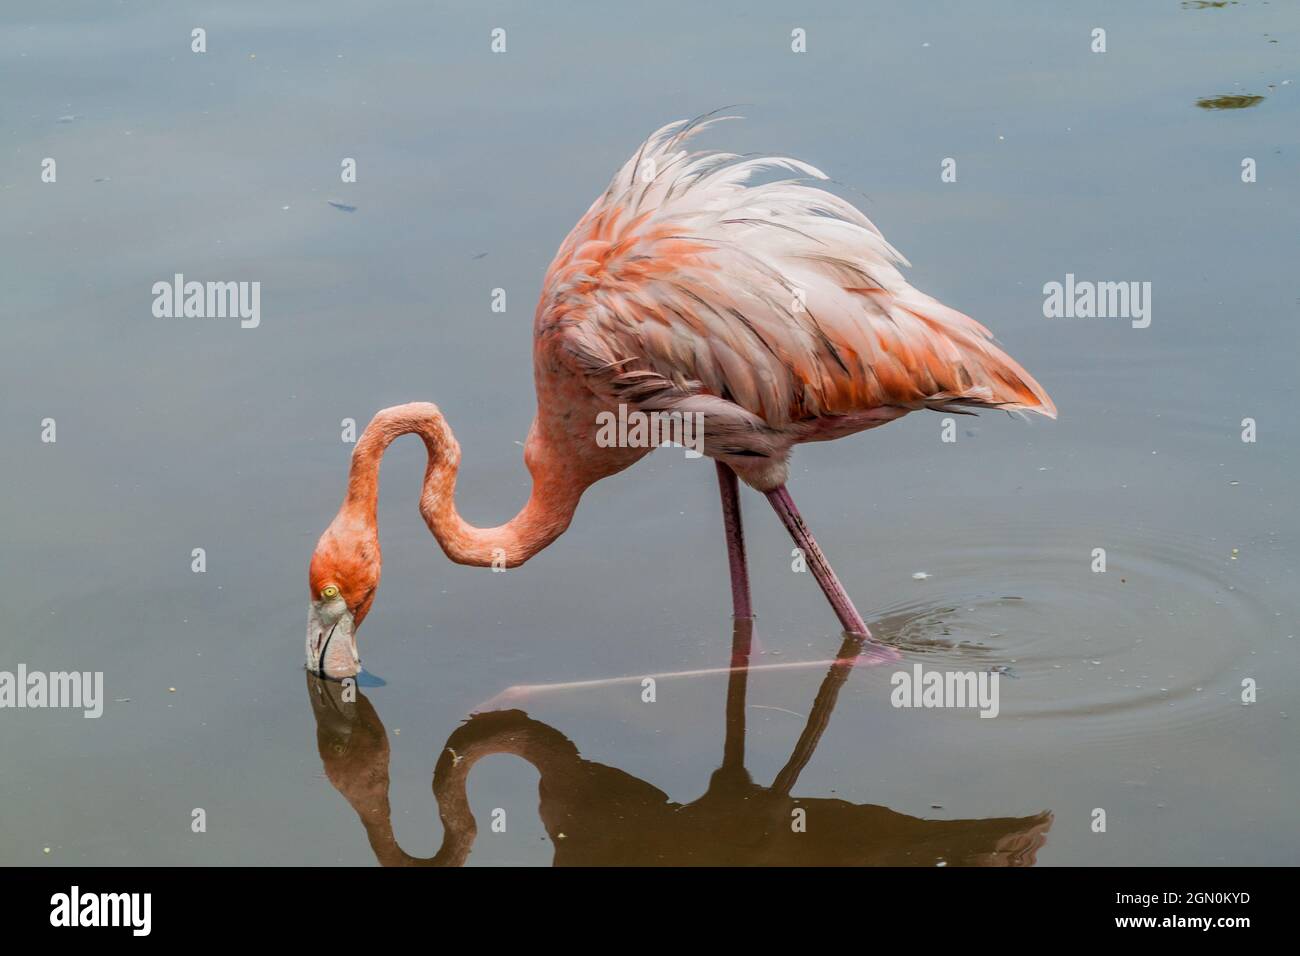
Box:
(537, 116, 1054, 488)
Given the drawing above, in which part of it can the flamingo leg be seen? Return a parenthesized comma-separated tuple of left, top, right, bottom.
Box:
(715, 461, 753, 621)
(718, 617, 754, 782)
(770, 632, 864, 796)
(765, 485, 872, 639)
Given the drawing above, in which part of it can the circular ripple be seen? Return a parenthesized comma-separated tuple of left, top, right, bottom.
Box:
(859, 517, 1286, 744)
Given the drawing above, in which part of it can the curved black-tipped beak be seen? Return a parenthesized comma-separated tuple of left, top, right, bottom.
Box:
(306, 600, 359, 679)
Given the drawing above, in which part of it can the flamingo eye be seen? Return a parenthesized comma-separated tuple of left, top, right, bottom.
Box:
(320, 585, 340, 600)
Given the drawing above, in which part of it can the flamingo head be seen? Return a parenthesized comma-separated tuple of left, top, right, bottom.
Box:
(307, 524, 380, 680)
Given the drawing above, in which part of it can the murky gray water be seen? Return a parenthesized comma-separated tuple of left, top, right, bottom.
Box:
(3, 1, 1297, 865)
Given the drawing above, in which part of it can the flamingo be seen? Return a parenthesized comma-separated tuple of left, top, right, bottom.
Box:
(307, 115, 1055, 678)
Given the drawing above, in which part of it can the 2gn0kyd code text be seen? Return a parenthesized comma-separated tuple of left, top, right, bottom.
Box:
(1116, 892, 1250, 906)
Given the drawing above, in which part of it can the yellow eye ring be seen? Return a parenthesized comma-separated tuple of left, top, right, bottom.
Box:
(321, 585, 340, 600)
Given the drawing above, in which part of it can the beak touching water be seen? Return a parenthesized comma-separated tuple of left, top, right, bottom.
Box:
(307, 591, 360, 679)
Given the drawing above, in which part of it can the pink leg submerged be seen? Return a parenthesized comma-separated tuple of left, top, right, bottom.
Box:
(715, 461, 753, 621)
(765, 484, 872, 639)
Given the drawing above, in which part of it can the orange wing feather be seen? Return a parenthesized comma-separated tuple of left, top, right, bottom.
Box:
(535, 118, 1055, 454)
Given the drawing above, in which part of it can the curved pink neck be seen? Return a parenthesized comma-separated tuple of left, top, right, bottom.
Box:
(342, 402, 582, 568)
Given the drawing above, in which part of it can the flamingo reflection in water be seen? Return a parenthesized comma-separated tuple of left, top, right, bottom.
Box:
(307, 621, 1051, 866)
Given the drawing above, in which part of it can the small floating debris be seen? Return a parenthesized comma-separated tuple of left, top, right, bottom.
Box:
(43, 847, 51, 855)
(911, 571, 931, 580)
(326, 200, 357, 212)
(93, 177, 110, 183)
(56, 115, 76, 124)
(991, 664, 1018, 678)
(168, 687, 176, 693)
(1196, 93, 1264, 110)
(472, 252, 488, 260)
(113, 697, 131, 703)
(1230, 548, 1239, 560)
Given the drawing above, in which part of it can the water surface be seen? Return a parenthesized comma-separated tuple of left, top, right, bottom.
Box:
(2, 0, 1297, 865)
